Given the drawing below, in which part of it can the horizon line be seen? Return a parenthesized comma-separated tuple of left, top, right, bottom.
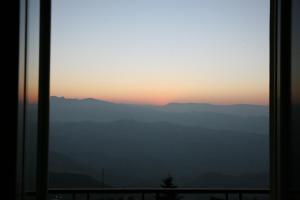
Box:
(49, 95, 269, 106)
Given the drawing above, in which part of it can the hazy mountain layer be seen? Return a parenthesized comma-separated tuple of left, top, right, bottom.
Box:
(49, 120, 269, 187)
(49, 96, 268, 133)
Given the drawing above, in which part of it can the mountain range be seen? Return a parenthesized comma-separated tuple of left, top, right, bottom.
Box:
(49, 96, 268, 133)
(46, 96, 269, 188)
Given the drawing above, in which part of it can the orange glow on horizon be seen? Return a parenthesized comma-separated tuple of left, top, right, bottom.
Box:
(50, 90, 269, 106)
(50, 79, 269, 106)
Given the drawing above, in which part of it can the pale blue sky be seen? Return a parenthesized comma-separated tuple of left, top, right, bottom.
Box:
(51, 0, 269, 105)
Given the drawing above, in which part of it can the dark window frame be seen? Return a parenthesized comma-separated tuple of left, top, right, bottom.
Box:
(15, 0, 296, 199)
(16, 0, 51, 200)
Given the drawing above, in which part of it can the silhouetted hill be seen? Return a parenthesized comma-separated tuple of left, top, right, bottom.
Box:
(49, 151, 110, 188)
(49, 120, 269, 187)
(49, 151, 88, 173)
(49, 172, 103, 188)
(49, 96, 268, 133)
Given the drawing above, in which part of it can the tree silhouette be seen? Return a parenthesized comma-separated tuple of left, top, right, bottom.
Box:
(158, 174, 182, 200)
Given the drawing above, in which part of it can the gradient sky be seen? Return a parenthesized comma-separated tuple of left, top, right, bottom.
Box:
(50, 0, 269, 105)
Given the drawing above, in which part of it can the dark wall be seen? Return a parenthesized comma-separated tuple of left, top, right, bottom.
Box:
(4, 0, 20, 200)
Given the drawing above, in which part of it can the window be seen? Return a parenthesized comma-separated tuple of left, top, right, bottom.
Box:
(49, 0, 269, 193)
(17, 0, 300, 200)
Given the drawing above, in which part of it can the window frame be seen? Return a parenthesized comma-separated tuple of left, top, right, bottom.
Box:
(16, 0, 294, 199)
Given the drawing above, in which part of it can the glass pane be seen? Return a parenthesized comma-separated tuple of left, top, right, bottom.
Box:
(23, 0, 40, 199)
(50, 0, 269, 192)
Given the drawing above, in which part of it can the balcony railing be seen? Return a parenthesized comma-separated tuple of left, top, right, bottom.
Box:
(27, 188, 269, 200)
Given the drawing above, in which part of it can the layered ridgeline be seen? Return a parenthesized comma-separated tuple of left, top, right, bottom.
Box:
(48, 96, 269, 188)
(50, 96, 268, 133)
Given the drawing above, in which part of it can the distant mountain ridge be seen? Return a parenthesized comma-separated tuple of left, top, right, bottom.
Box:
(162, 102, 268, 116)
(49, 96, 268, 133)
(51, 96, 268, 116)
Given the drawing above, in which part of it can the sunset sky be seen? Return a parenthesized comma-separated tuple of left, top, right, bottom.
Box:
(50, 0, 269, 105)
